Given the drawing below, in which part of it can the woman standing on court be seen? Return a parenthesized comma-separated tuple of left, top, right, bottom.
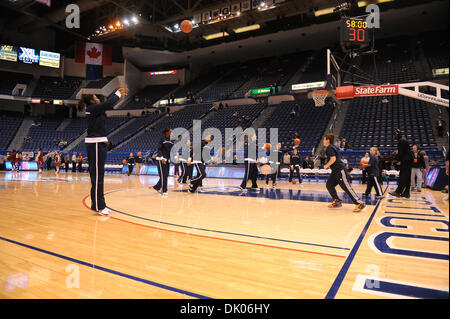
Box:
(36, 148, 43, 173)
(78, 87, 127, 215)
(151, 128, 173, 197)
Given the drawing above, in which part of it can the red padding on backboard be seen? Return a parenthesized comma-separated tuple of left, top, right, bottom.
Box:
(336, 86, 354, 99)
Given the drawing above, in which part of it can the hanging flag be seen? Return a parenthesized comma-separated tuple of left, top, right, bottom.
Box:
(74, 42, 112, 66)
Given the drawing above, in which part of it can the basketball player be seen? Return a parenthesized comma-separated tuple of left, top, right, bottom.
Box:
(152, 128, 173, 197)
(127, 152, 135, 176)
(185, 140, 194, 183)
(288, 148, 302, 184)
(177, 140, 190, 184)
(10, 150, 16, 171)
(16, 151, 22, 171)
(323, 134, 366, 213)
(37, 148, 44, 173)
(135, 152, 143, 175)
(189, 136, 210, 193)
(55, 151, 61, 174)
(266, 142, 283, 188)
(79, 87, 127, 215)
(389, 129, 412, 199)
(362, 147, 384, 198)
(240, 134, 259, 190)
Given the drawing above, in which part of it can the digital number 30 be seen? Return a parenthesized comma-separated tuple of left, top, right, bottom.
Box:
(349, 28, 365, 42)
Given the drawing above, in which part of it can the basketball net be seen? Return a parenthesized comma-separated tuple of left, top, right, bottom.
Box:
(311, 90, 328, 107)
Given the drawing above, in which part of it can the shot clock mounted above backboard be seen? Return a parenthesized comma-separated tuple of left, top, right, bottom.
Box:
(335, 2, 380, 53)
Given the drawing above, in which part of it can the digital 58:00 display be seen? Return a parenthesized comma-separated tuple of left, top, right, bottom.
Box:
(341, 17, 370, 45)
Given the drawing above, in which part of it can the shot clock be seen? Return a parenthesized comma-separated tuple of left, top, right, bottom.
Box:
(340, 16, 373, 51)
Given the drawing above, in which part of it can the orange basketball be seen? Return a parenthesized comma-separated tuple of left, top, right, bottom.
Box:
(180, 20, 193, 34)
(265, 143, 271, 151)
(122, 159, 127, 164)
(137, 152, 141, 156)
(294, 138, 301, 146)
(260, 164, 272, 175)
(360, 159, 369, 167)
(292, 180, 297, 184)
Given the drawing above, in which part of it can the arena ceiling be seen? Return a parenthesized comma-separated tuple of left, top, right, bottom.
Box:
(0, 0, 446, 61)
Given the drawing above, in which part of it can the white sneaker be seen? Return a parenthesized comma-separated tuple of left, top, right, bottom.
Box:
(98, 208, 110, 216)
(162, 192, 168, 197)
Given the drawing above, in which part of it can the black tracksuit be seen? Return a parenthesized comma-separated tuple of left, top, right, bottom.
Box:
(190, 141, 208, 191)
(325, 144, 363, 205)
(288, 153, 302, 183)
(394, 137, 412, 197)
(365, 155, 383, 196)
(266, 149, 283, 185)
(85, 91, 121, 211)
(127, 156, 135, 176)
(153, 136, 173, 193)
(240, 140, 258, 189)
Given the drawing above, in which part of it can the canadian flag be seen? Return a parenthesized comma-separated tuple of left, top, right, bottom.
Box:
(75, 42, 112, 66)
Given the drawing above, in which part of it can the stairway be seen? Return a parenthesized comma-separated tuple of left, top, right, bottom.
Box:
(56, 118, 72, 131)
(250, 104, 275, 130)
(426, 103, 449, 150)
(8, 117, 34, 151)
(314, 100, 350, 155)
(111, 115, 167, 151)
(23, 77, 39, 97)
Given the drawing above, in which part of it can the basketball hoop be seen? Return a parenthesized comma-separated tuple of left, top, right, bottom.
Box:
(311, 90, 329, 107)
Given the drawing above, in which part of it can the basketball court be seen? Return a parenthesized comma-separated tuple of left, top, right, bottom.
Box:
(0, 171, 448, 299)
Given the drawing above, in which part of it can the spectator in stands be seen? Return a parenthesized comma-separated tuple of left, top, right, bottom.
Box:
(269, 85, 274, 95)
(302, 156, 312, 169)
(436, 116, 446, 137)
(340, 138, 348, 150)
(421, 150, 429, 188)
(334, 138, 340, 148)
(72, 153, 77, 172)
(319, 148, 326, 167)
(0, 154, 5, 170)
(341, 156, 348, 166)
(410, 145, 426, 192)
(289, 108, 296, 119)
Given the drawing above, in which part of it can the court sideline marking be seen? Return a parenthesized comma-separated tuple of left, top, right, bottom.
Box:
(0, 235, 211, 299)
(325, 186, 388, 299)
(82, 192, 349, 258)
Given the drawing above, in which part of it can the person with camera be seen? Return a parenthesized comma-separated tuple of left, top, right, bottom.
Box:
(389, 129, 412, 199)
(78, 87, 128, 215)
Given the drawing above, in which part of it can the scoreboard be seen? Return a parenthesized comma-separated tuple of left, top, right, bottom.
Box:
(340, 17, 373, 51)
(0, 44, 60, 68)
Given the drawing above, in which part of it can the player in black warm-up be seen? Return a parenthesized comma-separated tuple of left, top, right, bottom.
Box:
(288, 148, 302, 184)
(389, 129, 412, 198)
(362, 147, 384, 198)
(189, 136, 210, 193)
(323, 134, 366, 213)
(152, 128, 173, 197)
(240, 134, 258, 190)
(266, 142, 283, 188)
(79, 87, 127, 216)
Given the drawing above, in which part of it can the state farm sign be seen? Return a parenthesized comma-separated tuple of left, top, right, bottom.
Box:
(354, 85, 398, 97)
(336, 84, 399, 99)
